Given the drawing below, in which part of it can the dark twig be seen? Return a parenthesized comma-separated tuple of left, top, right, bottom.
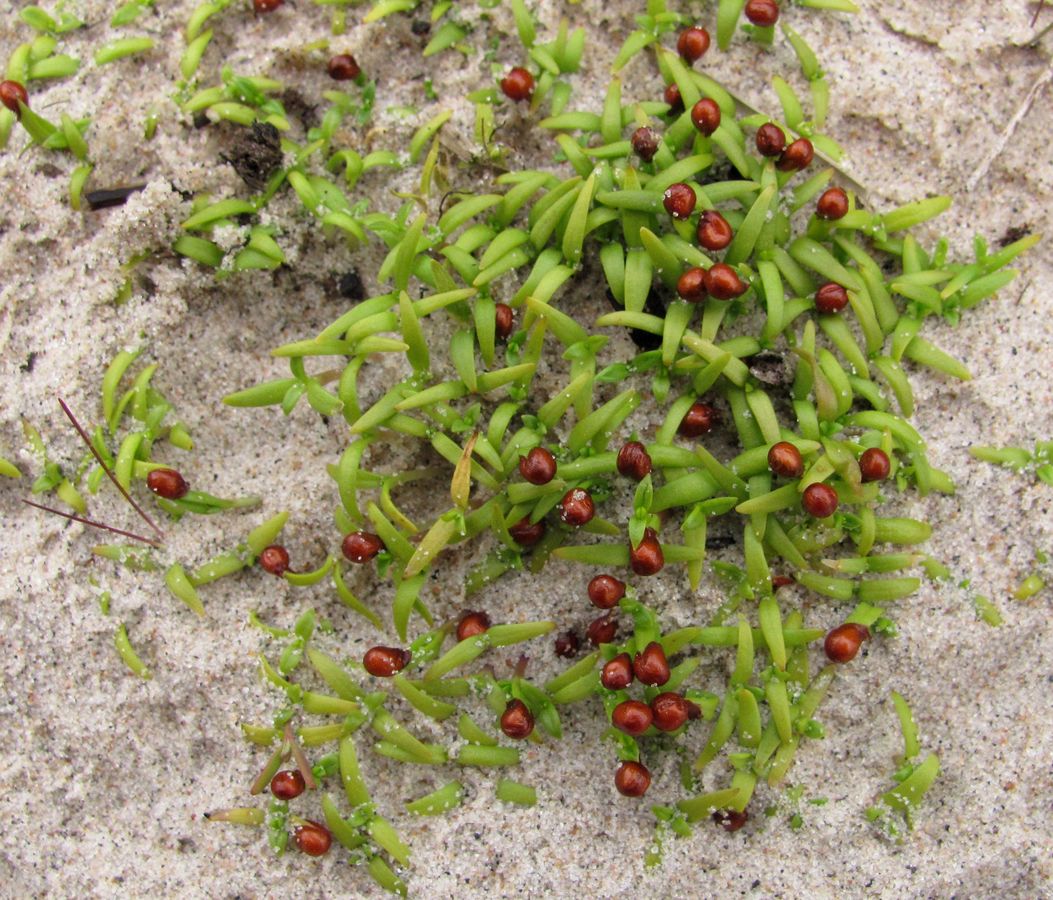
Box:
(22, 499, 162, 547)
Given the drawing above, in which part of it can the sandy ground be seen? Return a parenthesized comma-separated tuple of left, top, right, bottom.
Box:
(1, 0, 1051, 897)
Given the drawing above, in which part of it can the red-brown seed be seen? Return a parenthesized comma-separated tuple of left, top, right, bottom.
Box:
(676, 26, 711, 63)
(816, 186, 849, 220)
(456, 610, 491, 641)
(500, 699, 534, 739)
(745, 0, 780, 27)
(630, 528, 664, 576)
(146, 467, 189, 500)
(859, 447, 891, 483)
(767, 441, 804, 479)
(586, 612, 618, 646)
(633, 641, 671, 686)
(690, 97, 721, 137)
(254, 0, 283, 12)
(559, 488, 595, 527)
(663, 183, 696, 220)
(814, 282, 849, 314)
(363, 646, 411, 677)
(508, 516, 546, 547)
(712, 808, 749, 832)
(270, 770, 306, 801)
(554, 630, 580, 658)
(588, 574, 625, 609)
(601, 652, 634, 690)
(705, 263, 748, 300)
(327, 54, 360, 81)
(772, 574, 795, 590)
(664, 83, 684, 113)
(651, 692, 692, 732)
(519, 446, 557, 485)
(259, 545, 291, 576)
(756, 123, 786, 157)
(679, 402, 717, 438)
(617, 441, 652, 481)
(824, 622, 870, 663)
(615, 761, 651, 797)
(341, 531, 384, 563)
(292, 821, 332, 856)
(494, 302, 515, 340)
(500, 67, 534, 102)
(801, 482, 839, 519)
(777, 138, 814, 172)
(612, 700, 653, 736)
(631, 127, 660, 163)
(677, 266, 708, 303)
(0, 80, 29, 117)
(697, 210, 733, 252)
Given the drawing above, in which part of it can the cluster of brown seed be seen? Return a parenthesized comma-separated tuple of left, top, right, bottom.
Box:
(268, 769, 334, 856)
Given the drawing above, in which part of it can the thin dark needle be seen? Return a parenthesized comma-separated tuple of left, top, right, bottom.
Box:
(56, 396, 165, 541)
(22, 499, 163, 548)
(1032, 0, 1046, 28)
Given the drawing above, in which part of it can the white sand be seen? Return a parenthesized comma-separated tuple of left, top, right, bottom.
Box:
(1, 1, 1051, 897)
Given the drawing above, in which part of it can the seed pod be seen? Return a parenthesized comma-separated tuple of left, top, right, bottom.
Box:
(712, 808, 749, 832)
(816, 187, 849, 220)
(270, 770, 306, 801)
(814, 282, 849, 314)
(588, 574, 625, 609)
(617, 441, 652, 481)
(500, 699, 534, 739)
(677, 266, 708, 303)
(612, 700, 653, 736)
(679, 402, 716, 438)
(327, 54, 360, 81)
(259, 545, 291, 576)
(767, 442, 804, 479)
(363, 646, 411, 677)
(859, 448, 891, 483)
(705, 263, 748, 300)
(631, 127, 660, 163)
(146, 468, 189, 500)
(777, 138, 814, 172)
(630, 528, 664, 576)
(824, 622, 869, 663)
(519, 447, 557, 485)
(663, 183, 696, 220)
(676, 26, 711, 63)
(586, 612, 618, 646)
(601, 652, 634, 690)
(456, 610, 491, 641)
(633, 641, 671, 686)
(801, 482, 839, 519)
(554, 630, 580, 658)
(509, 516, 546, 547)
(559, 488, 595, 527)
(756, 123, 786, 157)
(292, 821, 332, 856)
(772, 574, 795, 590)
(697, 210, 733, 252)
(0, 81, 29, 117)
(691, 98, 721, 137)
(500, 67, 534, 102)
(342, 531, 384, 563)
(664, 83, 684, 113)
(650, 692, 692, 732)
(744, 0, 779, 26)
(254, 0, 282, 11)
(494, 303, 515, 340)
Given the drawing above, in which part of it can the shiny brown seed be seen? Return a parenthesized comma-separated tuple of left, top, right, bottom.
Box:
(500, 699, 534, 739)
(0, 80, 29, 117)
(664, 82, 684, 113)
(767, 441, 804, 479)
(676, 266, 708, 303)
(777, 138, 814, 172)
(816, 186, 849, 220)
(341, 531, 384, 563)
(586, 612, 618, 646)
(292, 821, 332, 856)
(601, 653, 634, 690)
(630, 528, 664, 576)
(270, 770, 306, 801)
(631, 127, 660, 163)
(253, 0, 282, 11)
(146, 467, 189, 500)
(588, 574, 625, 609)
(500, 67, 534, 102)
(363, 646, 411, 677)
(824, 622, 870, 663)
(615, 761, 651, 797)
(519, 446, 557, 485)
(697, 210, 733, 252)
(705, 263, 748, 300)
(744, 0, 779, 26)
(456, 610, 491, 641)
(259, 545, 291, 576)
(612, 700, 653, 736)
(859, 448, 891, 483)
(327, 54, 360, 81)
(772, 574, 795, 589)
(801, 482, 839, 519)
(814, 282, 849, 314)
(663, 183, 696, 220)
(755, 122, 786, 157)
(690, 97, 721, 136)
(508, 516, 546, 547)
(679, 402, 717, 438)
(676, 26, 711, 63)
(633, 641, 671, 686)
(712, 808, 749, 832)
(651, 692, 692, 732)
(559, 488, 595, 527)
(494, 302, 515, 340)
(617, 441, 652, 481)
(554, 630, 580, 658)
